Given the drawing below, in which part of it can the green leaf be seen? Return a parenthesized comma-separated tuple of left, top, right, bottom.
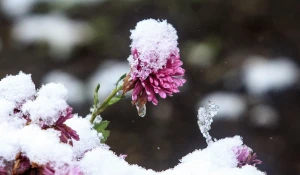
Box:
(93, 120, 110, 143)
(115, 73, 127, 88)
(100, 130, 110, 143)
(94, 120, 109, 131)
(93, 84, 100, 107)
(107, 95, 124, 106)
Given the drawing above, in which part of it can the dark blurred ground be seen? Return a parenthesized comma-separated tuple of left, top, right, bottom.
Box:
(1, 0, 300, 174)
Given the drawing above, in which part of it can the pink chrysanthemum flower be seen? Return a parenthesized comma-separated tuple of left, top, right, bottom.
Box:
(123, 19, 185, 115)
(42, 107, 79, 146)
(0, 167, 6, 174)
(53, 107, 80, 146)
(12, 153, 31, 174)
(233, 145, 262, 168)
(119, 154, 127, 160)
(43, 163, 83, 175)
(0, 163, 10, 175)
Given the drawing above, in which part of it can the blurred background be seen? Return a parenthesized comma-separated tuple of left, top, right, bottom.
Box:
(0, 0, 299, 174)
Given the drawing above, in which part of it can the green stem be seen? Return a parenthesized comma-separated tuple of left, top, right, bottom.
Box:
(90, 85, 123, 123)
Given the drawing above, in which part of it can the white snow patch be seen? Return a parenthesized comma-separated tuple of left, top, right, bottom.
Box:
(0, 100, 15, 122)
(0, 123, 21, 161)
(79, 136, 265, 175)
(1, 0, 105, 18)
(12, 14, 93, 59)
(0, 73, 265, 175)
(1, 0, 37, 18)
(250, 104, 279, 128)
(19, 125, 73, 165)
(243, 56, 299, 95)
(0, 123, 73, 165)
(0, 99, 26, 127)
(80, 147, 155, 175)
(38, 83, 68, 101)
(22, 83, 69, 126)
(0, 72, 36, 105)
(65, 115, 101, 158)
(129, 19, 179, 79)
(42, 70, 85, 105)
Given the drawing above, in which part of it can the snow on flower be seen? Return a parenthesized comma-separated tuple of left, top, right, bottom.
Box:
(49, 107, 80, 146)
(0, 72, 265, 175)
(233, 145, 262, 168)
(0, 72, 36, 105)
(0, 72, 84, 173)
(128, 19, 179, 80)
(79, 136, 264, 175)
(0, 99, 20, 124)
(37, 82, 68, 101)
(42, 163, 84, 175)
(0, 123, 21, 161)
(123, 19, 186, 115)
(42, 70, 86, 105)
(65, 115, 102, 158)
(19, 124, 73, 165)
(21, 83, 69, 126)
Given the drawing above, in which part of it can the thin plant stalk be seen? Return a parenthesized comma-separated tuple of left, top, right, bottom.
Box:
(90, 85, 123, 123)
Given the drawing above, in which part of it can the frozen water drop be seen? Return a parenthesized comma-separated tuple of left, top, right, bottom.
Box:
(136, 104, 146, 117)
(116, 90, 123, 96)
(197, 101, 219, 145)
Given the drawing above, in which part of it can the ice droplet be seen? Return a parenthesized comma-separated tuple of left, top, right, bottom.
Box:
(116, 90, 123, 97)
(197, 101, 219, 145)
(136, 104, 146, 117)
